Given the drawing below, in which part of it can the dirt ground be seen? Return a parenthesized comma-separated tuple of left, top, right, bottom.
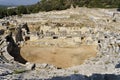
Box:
(20, 44, 97, 68)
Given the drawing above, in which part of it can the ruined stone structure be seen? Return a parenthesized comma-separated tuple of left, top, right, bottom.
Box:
(0, 8, 120, 79)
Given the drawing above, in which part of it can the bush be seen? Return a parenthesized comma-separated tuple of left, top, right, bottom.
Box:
(0, 0, 120, 18)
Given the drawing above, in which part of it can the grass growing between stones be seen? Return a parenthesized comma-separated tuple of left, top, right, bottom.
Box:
(13, 69, 27, 74)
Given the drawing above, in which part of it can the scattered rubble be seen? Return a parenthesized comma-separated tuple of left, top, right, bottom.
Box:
(0, 8, 120, 79)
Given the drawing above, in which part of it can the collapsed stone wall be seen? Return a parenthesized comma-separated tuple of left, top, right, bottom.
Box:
(0, 22, 29, 64)
(26, 20, 120, 56)
(0, 9, 120, 67)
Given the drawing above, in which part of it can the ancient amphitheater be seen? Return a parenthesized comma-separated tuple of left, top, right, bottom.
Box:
(0, 8, 120, 79)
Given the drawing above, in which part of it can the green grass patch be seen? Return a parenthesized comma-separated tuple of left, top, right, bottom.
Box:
(13, 69, 27, 74)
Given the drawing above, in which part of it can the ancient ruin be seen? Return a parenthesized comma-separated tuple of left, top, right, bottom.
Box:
(0, 8, 120, 79)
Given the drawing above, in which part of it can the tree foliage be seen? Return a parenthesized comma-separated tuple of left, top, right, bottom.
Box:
(7, 8, 16, 16)
(0, 0, 120, 18)
(16, 6, 28, 15)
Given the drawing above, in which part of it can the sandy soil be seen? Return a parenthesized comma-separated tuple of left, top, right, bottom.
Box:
(20, 44, 97, 68)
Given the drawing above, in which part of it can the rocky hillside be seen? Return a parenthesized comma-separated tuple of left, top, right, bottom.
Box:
(0, 7, 120, 79)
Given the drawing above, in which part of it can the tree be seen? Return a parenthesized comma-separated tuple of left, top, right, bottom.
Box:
(117, 3, 120, 11)
(0, 8, 7, 18)
(7, 9, 16, 16)
(16, 6, 28, 15)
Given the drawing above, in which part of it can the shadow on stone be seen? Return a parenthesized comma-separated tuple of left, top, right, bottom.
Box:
(117, 8, 120, 11)
(48, 74, 120, 80)
(5, 33, 27, 64)
(115, 63, 120, 68)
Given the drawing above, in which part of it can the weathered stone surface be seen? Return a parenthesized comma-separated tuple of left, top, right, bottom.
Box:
(0, 67, 13, 76)
(0, 8, 120, 80)
(25, 62, 35, 70)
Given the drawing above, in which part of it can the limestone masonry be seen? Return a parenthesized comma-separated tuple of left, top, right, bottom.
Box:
(0, 8, 120, 80)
